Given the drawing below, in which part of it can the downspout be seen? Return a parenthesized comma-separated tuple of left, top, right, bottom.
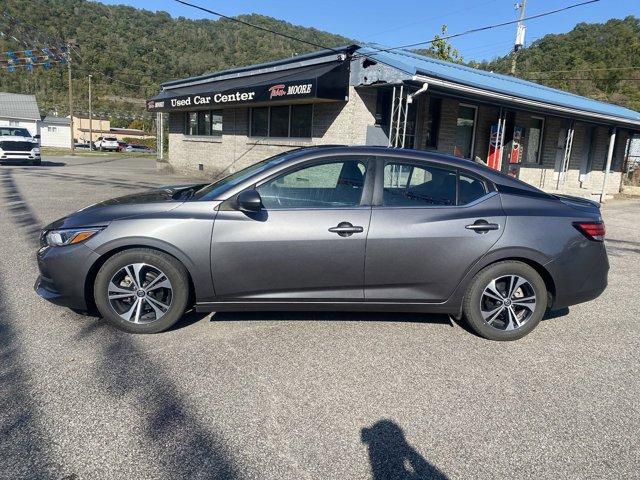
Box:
(599, 127, 617, 204)
(402, 76, 429, 148)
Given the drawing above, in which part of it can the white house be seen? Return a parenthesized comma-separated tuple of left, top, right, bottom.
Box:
(40, 115, 72, 148)
(0, 92, 40, 136)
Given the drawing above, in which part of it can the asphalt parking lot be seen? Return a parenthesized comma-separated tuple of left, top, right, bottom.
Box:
(1, 155, 639, 479)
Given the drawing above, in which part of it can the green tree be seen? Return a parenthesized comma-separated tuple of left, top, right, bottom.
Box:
(426, 25, 463, 63)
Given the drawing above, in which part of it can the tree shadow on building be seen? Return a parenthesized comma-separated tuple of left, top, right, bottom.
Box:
(361, 420, 448, 480)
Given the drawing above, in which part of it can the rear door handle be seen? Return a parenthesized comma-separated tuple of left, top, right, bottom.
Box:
(329, 222, 364, 237)
(466, 220, 500, 233)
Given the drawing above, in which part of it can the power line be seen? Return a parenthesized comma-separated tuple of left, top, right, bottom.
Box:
(362, 0, 500, 40)
(373, 0, 600, 52)
(521, 66, 640, 75)
(172, 0, 342, 54)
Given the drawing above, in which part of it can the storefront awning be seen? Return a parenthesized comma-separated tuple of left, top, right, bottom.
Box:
(147, 61, 349, 112)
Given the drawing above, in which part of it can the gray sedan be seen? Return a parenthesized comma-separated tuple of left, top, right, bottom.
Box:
(35, 146, 608, 340)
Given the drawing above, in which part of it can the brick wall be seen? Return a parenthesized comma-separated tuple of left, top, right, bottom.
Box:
(166, 86, 376, 177)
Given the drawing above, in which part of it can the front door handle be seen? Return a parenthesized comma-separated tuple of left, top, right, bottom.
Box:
(466, 220, 500, 233)
(329, 222, 364, 237)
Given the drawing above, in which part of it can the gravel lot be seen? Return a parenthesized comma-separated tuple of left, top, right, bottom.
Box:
(1, 155, 638, 479)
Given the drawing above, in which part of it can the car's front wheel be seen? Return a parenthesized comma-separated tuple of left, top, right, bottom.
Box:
(462, 261, 547, 341)
(94, 248, 190, 333)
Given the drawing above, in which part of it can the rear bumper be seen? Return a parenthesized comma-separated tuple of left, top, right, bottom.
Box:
(547, 242, 609, 309)
(34, 243, 100, 310)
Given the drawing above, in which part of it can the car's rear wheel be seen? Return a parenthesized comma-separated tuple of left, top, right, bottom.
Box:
(94, 248, 190, 333)
(462, 261, 547, 341)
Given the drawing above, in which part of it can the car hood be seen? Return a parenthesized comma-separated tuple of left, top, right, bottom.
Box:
(43, 183, 208, 230)
(0, 135, 37, 142)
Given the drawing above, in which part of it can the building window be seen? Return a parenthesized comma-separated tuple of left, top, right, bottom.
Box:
(526, 116, 544, 164)
(47, 126, 58, 133)
(425, 98, 441, 149)
(250, 104, 313, 138)
(454, 104, 477, 159)
(184, 110, 222, 136)
(9, 120, 20, 126)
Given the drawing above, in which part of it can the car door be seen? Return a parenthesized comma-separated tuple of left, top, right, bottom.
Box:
(365, 157, 505, 303)
(210, 155, 374, 301)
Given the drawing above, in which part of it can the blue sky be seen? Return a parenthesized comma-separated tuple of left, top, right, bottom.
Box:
(102, 0, 639, 61)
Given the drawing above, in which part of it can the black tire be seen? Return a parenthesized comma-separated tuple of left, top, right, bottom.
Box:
(94, 248, 190, 334)
(462, 260, 547, 341)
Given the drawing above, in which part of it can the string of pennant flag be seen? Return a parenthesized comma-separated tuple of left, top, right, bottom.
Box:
(0, 42, 69, 72)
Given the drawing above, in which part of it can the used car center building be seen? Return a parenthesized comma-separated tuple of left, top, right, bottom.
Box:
(148, 44, 640, 199)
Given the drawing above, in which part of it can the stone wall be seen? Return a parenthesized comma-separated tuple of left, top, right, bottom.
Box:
(166, 86, 376, 177)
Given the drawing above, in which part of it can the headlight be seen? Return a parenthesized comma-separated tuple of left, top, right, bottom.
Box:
(45, 227, 104, 246)
(32, 147, 40, 153)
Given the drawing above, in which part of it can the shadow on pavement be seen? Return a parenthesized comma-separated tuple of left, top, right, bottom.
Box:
(0, 274, 60, 479)
(0, 161, 65, 167)
(362, 420, 448, 480)
(76, 321, 243, 479)
(0, 170, 42, 248)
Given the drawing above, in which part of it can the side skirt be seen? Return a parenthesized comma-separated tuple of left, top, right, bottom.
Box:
(195, 300, 458, 314)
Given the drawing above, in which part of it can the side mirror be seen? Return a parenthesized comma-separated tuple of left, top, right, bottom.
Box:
(237, 189, 263, 213)
(34, 134, 41, 140)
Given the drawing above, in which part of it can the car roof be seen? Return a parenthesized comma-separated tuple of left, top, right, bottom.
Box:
(276, 145, 544, 193)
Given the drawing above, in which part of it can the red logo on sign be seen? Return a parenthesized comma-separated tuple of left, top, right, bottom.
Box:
(268, 84, 286, 99)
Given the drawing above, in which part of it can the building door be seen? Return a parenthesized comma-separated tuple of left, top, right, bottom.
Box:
(210, 157, 372, 301)
(579, 126, 597, 184)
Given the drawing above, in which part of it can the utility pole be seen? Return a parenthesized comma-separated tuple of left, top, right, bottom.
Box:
(510, 0, 527, 75)
(88, 74, 93, 150)
(67, 40, 76, 154)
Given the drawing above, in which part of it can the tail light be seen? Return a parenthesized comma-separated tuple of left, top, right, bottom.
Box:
(573, 221, 605, 241)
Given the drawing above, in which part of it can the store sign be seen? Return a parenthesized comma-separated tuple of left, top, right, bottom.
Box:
(147, 80, 316, 112)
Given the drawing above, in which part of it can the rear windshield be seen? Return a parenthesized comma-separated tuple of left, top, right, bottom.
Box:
(105, 137, 117, 141)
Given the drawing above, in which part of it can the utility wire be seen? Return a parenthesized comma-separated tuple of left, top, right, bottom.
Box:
(372, 0, 600, 52)
(173, 0, 343, 54)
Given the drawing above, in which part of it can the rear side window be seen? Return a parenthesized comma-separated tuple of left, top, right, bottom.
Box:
(382, 162, 489, 207)
(458, 173, 487, 205)
(383, 162, 456, 206)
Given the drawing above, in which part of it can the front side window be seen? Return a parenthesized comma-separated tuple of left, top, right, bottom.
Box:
(454, 105, 477, 159)
(526, 117, 544, 164)
(250, 104, 313, 138)
(383, 162, 457, 206)
(184, 110, 223, 136)
(257, 159, 367, 209)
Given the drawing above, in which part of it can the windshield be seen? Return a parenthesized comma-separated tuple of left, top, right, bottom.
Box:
(192, 150, 296, 201)
(0, 127, 32, 138)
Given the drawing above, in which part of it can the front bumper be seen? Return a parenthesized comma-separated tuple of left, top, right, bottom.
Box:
(34, 243, 100, 310)
(0, 151, 40, 162)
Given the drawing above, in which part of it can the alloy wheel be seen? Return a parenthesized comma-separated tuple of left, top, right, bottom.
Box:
(107, 263, 173, 324)
(479, 275, 537, 331)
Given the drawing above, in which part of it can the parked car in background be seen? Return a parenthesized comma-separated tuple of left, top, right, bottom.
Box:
(94, 136, 119, 152)
(74, 142, 94, 150)
(0, 126, 41, 165)
(117, 141, 128, 152)
(34, 146, 609, 340)
(125, 144, 154, 154)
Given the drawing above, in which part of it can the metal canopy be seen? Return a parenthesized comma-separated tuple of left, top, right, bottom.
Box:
(147, 61, 349, 112)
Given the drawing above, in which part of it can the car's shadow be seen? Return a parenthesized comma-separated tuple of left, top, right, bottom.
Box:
(210, 310, 454, 326)
(1, 161, 66, 167)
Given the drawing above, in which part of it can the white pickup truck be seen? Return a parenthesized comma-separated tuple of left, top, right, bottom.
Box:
(0, 127, 41, 165)
(94, 136, 119, 152)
